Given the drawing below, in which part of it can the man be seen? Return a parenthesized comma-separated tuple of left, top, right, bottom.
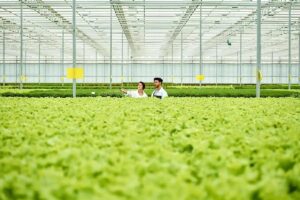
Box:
(151, 77, 168, 99)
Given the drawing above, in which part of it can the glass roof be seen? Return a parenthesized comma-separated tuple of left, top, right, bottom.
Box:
(0, 0, 299, 63)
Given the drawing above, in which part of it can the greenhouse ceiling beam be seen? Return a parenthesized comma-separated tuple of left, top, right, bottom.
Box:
(0, 1, 261, 7)
(162, 0, 199, 56)
(203, 1, 296, 51)
(221, 22, 300, 59)
(111, 1, 136, 55)
(110, 1, 289, 7)
(0, 16, 60, 45)
(22, 0, 108, 56)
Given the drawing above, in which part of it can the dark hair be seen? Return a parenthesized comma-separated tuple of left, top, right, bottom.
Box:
(154, 77, 163, 83)
(139, 81, 146, 90)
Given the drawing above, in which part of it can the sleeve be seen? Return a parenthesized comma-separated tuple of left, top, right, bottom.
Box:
(162, 90, 168, 98)
(126, 91, 134, 97)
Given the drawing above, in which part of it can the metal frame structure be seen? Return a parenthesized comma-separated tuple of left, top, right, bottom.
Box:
(0, 0, 300, 97)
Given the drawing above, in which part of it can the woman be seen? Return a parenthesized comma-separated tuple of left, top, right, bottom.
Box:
(121, 81, 148, 98)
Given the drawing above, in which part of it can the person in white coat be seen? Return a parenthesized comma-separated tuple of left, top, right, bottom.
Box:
(121, 81, 148, 98)
(151, 77, 168, 99)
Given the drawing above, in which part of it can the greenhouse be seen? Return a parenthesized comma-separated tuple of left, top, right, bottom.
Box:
(0, 0, 300, 199)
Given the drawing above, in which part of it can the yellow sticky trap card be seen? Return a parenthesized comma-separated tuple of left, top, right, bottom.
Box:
(196, 74, 205, 81)
(67, 68, 84, 79)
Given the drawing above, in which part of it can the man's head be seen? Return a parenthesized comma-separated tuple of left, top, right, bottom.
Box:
(154, 77, 163, 89)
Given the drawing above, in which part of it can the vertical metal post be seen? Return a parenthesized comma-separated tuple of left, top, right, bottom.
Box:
(38, 35, 41, 84)
(181, 32, 183, 86)
(104, 57, 106, 83)
(24, 50, 26, 82)
(121, 33, 124, 86)
(192, 57, 194, 83)
(199, 4, 203, 87)
(271, 52, 274, 84)
(216, 42, 218, 86)
(95, 51, 98, 83)
(2, 30, 5, 86)
(288, 3, 292, 90)
(83, 42, 85, 85)
(256, 0, 262, 98)
(279, 57, 282, 83)
(20, 0, 23, 89)
(61, 29, 64, 86)
(299, 20, 300, 85)
(162, 57, 165, 78)
(130, 56, 133, 82)
(109, 2, 113, 89)
(15, 56, 18, 84)
(44, 57, 47, 82)
(72, 0, 77, 97)
(172, 42, 174, 83)
(221, 57, 223, 83)
(127, 43, 129, 84)
(250, 56, 252, 83)
(237, 52, 239, 84)
(240, 29, 242, 86)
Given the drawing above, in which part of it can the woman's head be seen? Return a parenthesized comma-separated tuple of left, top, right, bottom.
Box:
(138, 81, 146, 90)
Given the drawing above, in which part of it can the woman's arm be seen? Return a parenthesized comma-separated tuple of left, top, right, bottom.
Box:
(120, 89, 127, 94)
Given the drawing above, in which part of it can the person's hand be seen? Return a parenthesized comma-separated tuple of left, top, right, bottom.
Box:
(120, 89, 127, 94)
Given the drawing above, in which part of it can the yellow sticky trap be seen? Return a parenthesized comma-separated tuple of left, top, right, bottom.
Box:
(196, 74, 205, 81)
(67, 68, 84, 79)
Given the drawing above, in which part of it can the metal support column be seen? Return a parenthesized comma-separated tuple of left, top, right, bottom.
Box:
(121, 33, 124, 87)
(38, 35, 41, 84)
(199, 4, 203, 87)
(72, 0, 77, 97)
(237, 52, 239, 84)
(216, 42, 218, 86)
(271, 52, 274, 84)
(256, 0, 262, 98)
(20, 0, 23, 89)
(299, 21, 300, 85)
(104, 57, 106, 83)
(221, 57, 223, 82)
(239, 29, 242, 86)
(162, 57, 165, 78)
(109, 2, 113, 89)
(172, 42, 174, 83)
(61, 30, 64, 86)
(127, 43, 129, 84)
(192, 57, 194, 83)
(15, 56, 18, 83)
(288, 3, 292, 90)
(95, 51, 98, 83)
(83, 42, 85, 85)
(279, 57, 282, 83)
(24, 50, 26, 82)
(2, 30, 5, 86)
(130, 56, 133, 82)
(181, 32, 183, 86)
(44, 57, 47, 82)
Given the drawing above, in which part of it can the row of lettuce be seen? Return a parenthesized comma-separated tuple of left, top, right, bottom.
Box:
(0, 98, 299, 199)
